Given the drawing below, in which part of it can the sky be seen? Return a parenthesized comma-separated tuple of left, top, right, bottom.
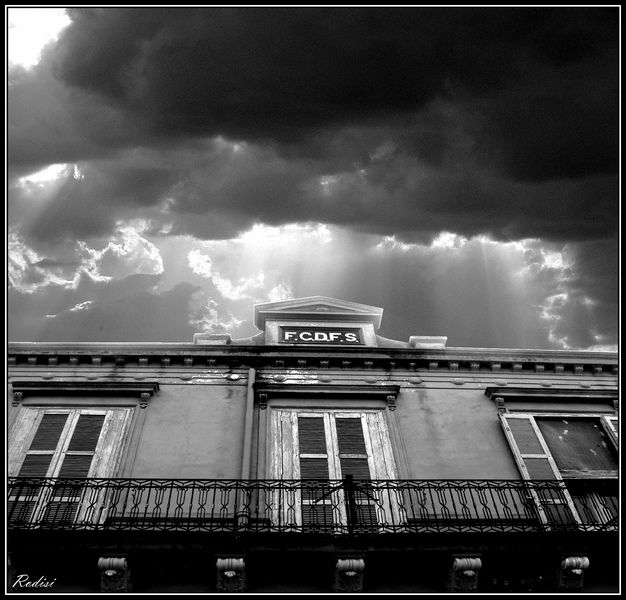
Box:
(6, 7, 619, 350)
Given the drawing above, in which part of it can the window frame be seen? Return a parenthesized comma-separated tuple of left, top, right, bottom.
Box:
(500, 411, 618, 528)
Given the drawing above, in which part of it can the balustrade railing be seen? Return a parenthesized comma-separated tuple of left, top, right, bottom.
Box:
(8, 477, 617, 533)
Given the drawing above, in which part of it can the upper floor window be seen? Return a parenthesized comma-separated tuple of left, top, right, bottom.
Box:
(10, 407, 132, 478)
(500, 413, 618, 528)
(9, 407, 133, 526)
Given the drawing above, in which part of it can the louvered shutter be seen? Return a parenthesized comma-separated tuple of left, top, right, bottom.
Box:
(9, 408, 132, 527)
(297, 417, 329, 479)
(335, 417, 371, 479)
(10, 413, 70, 525)
(296, 416, 335, 529)
(500, 414, 580, 527)
(18, 413, 69, 476)
(57, 414, 106, 477)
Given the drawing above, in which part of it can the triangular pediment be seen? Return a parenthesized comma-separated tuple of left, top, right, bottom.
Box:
(254, 296, 383, 330)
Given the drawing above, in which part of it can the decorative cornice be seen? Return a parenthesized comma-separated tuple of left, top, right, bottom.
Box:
(7, 343, 617, 374)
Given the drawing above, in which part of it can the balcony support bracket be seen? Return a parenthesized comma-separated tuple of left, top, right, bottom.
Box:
(216, 557, 246, 592)
(448, 555, 482, 592)
(558, 556, 589, 592)
(334, 556, 365, 592)
(98, 557, 130, 593)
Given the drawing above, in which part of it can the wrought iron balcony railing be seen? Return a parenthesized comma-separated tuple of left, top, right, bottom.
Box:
(8, 477, 618, 534)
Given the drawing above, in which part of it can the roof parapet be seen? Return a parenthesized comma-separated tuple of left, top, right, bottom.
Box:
(409, 335, 447, 349)
(193, 333, 232, 345)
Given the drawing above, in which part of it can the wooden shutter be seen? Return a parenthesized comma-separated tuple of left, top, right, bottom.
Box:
(500, 414, 580, 526)
(297, 416, 330, 479)
(335, 417, 370, 479)
(14, 413, 69, 477)
(8, 407, 132, 526)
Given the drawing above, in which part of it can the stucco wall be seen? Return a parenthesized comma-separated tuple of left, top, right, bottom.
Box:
(131, 383, 247, 478)
(396, 386, 520, 479)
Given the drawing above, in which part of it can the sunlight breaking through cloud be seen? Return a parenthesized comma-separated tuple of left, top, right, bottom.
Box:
(8, 8, 71, 69)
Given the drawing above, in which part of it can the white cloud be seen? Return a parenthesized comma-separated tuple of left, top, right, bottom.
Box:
(8, 230, 76, 293)
(79, 226, 164, 280)
(69, 300, 93, 312)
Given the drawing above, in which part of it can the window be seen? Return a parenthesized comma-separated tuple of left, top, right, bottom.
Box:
(500, 413, 618, 528)
(270, 409, 401, 530)
(9, 407, 132, 525)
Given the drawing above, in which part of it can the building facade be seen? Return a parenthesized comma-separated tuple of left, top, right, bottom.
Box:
(7, 296, 619, 593)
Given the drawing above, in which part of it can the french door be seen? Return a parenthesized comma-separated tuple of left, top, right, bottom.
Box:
(270, 409, 401, 531)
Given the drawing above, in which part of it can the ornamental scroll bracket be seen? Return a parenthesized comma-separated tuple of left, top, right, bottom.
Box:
(12, 392, 23, 407)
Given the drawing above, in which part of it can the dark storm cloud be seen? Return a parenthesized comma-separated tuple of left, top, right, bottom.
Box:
(9, 135, 618, 248)
(8, 273, 201, 343)
(42, 7, 617, 182)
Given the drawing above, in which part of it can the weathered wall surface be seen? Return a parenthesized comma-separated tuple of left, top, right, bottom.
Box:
(131, 382, 247, 478)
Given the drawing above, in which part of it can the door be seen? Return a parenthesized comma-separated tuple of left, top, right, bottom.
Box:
(270, 408, 401, 531)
